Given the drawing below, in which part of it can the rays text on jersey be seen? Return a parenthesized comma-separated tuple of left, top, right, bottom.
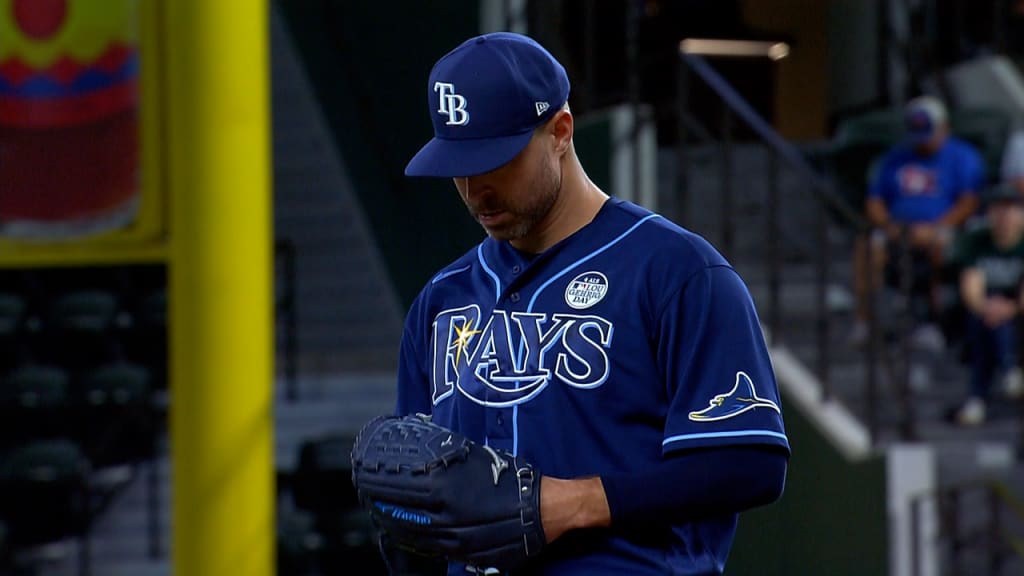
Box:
(431, 305, 614, 407)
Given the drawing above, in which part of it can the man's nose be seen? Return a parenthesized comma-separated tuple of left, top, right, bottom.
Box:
(462, 176, 491, 199)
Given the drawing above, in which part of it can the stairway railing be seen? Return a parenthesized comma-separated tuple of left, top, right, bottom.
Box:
(674, 48, 904, 443)
(909, 478, 1024, 576)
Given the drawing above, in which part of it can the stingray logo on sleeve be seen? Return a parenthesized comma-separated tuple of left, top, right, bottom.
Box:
(688, 371, 780, 422)
(565, 272, 608, 309)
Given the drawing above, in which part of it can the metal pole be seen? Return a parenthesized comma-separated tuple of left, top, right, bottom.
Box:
(865, 227, 880, 445)
(910, 495, 921, 576)
(947, 486, 963, 575)
(816, 186, 831, 400)
(626, 0, 642, 197)
(583, 1, 596, 114)
(281, 241, 298, 403)
(674, 58, 690, 228)
(148, 457, 161, 558)
(899, 227, 917, 441)
(720, 107, 735, 259)
(78, 514, 91, 576)
(767, 148, 781, 345)
(989, 485, 1002, 575)
(166, 0, 275, 574)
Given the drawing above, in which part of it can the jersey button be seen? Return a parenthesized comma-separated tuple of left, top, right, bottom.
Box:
(510, 292, 520, 303)
(497, 412, 504, 425)
(512, 265, 521, 274)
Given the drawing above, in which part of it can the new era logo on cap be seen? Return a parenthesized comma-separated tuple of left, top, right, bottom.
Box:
(404, 32, 571, 178)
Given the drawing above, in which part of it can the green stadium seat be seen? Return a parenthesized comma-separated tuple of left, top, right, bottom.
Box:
(76, 362, 154, 468)
(0, 438, 91, 547)
(42, 289, 120, 372)
(126, 288, 167, 393)
(948, 107, 1014, 185)
(291, 434, 359, 520)
(0, 364, 71, 447)
(827, 108, 905, 218)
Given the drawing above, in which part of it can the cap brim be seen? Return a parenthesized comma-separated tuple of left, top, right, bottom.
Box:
(404, 130, 534, 178)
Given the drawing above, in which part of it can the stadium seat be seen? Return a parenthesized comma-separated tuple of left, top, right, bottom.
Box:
(291, 433, 359, 532)
(276, 508, 323, 576)
(76, 362, 154, 469)
(0, 364, 72, 448)
(0, 438, 91, 548)
(288, 433, 389, 573)
(127, 288, 167, 393)
(0, 293, 27, 374)
(827, 107, 905, 218)
(42, 289, 120, 372)
(949, 107, 1014, 185)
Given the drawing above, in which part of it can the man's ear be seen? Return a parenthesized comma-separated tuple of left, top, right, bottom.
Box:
(551, 110, 573, 156)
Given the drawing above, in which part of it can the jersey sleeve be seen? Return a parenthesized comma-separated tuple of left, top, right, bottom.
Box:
(394, 293, 433, 417)
(657, 265, 790, 456)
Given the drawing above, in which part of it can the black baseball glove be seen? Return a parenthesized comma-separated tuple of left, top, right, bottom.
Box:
(350, 414, 546, 573)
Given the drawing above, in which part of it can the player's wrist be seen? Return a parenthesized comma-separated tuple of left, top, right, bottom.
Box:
(540, 476, 611, 542)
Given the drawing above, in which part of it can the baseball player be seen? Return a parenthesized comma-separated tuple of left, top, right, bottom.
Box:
(373, 32, 790, 575)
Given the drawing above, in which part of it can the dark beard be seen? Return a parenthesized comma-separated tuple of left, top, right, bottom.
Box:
(487, 160, 563, 241)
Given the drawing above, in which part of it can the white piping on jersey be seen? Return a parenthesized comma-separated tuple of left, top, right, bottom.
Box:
(525, 214, 661, 311)
(431, 264, 472, 284)
(511, 213, 662, 455)
(662, 430, 789, 445)
(477, 244, 501, 303)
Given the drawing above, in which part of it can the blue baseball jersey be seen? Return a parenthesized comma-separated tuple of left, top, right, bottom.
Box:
(868, 136, 984, 223)
(395, 198, 790, 575)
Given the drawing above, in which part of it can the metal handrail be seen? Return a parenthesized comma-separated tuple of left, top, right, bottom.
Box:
(275, 238, 298, 403)
(909, 478, 1024, 576)
(679, 50, 870, 231)
(676, 49, 879, 430)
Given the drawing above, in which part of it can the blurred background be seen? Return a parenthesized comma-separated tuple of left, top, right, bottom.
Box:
(1, 0, 1024, 574)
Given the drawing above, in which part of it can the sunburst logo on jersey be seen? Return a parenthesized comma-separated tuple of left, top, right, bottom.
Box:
(450, 320, 480, 367)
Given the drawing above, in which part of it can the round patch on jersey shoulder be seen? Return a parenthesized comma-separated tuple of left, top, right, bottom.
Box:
(565, 271, 609, 309)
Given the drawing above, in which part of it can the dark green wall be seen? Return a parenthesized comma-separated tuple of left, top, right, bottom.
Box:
(275, 1, 485, 310)
(727, 391, 888, 575)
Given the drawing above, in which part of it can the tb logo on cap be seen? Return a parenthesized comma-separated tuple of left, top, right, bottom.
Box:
(434, 82, 470, 126)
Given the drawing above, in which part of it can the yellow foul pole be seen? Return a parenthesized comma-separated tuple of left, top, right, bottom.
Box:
(165, 0, 274, 575)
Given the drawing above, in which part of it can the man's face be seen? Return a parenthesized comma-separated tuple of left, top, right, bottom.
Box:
(913, 125, 948, 156)
(453, 126, 562, 243)
(989, 200, 1024, 240)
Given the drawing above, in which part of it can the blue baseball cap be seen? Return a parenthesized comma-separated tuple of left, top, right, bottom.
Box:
(404, 32, 571, 178)
(904, 95, 947, 145)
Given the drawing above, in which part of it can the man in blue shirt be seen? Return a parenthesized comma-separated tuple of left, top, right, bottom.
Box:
(849, 95, 983, 358)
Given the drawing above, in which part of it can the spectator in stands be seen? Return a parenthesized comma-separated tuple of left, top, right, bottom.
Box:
(949, 182, 1024, 426)
(850, 95, 984, 357)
